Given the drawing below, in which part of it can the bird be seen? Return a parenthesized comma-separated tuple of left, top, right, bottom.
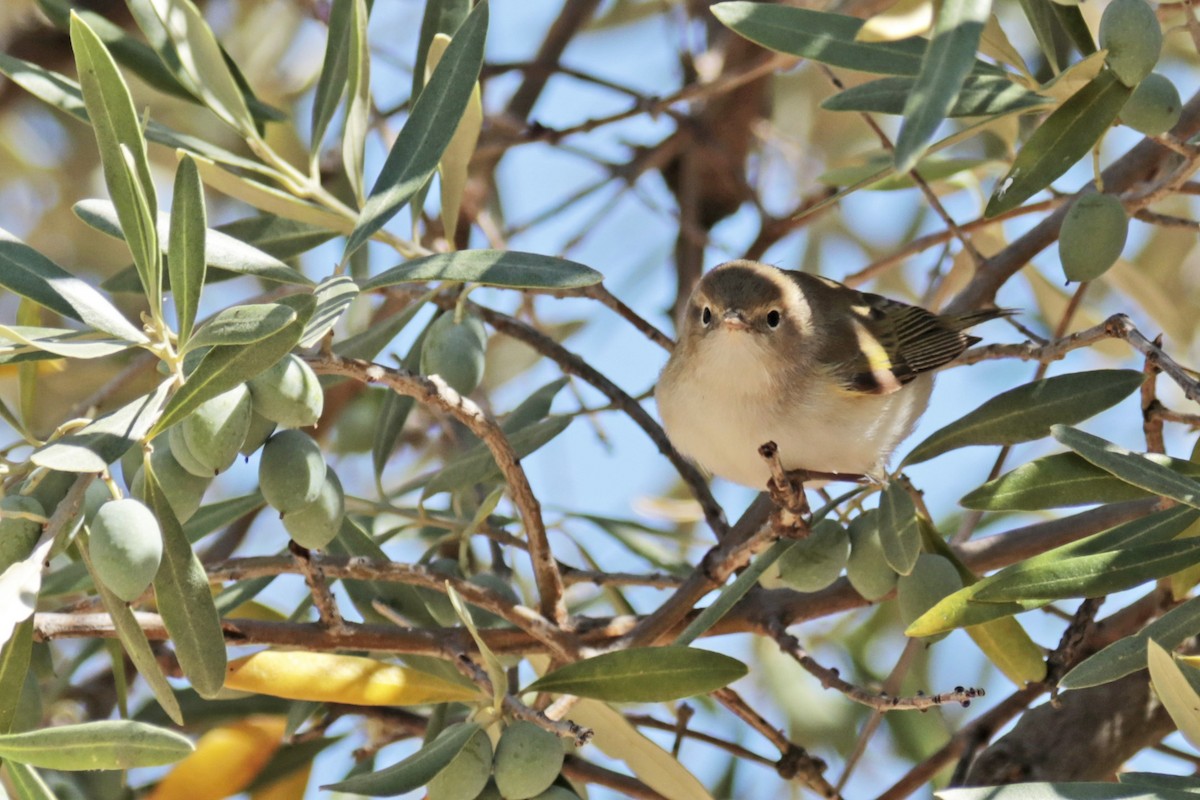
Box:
(655, 260, 1010, 489)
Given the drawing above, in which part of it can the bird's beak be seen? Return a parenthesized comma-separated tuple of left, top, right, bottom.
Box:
(721, 310, 749, 331)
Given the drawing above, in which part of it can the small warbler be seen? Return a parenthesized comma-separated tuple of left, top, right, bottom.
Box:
(655, 260, 1009, 488)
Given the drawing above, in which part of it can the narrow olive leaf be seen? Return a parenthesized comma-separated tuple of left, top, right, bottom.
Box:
(343, 1, 488, 258)
(169, 155, 206, 343)
(909, 506, 1200, 637)
(1148, 639, 1200, 752)
(412, 0, 471, 100)
(908, 370, 1145, 465)
(334, 288, 434, 362)
(33, 380, 171, 472)
(341, 0, 370, 204)
(0, 229, 146, 343)
(322, 722, 481, 795)
(985, 70, 1132, 217)
(70, 15, 160, 314)
(1063, 596, 1200, 690)
(0, 325, 133, 360)
(878, 482, 921, 576)
(79, 200, 315, 290)
(189, 153, 354, 235)
(0, 720, 193, 770)
(823, 74, 1048, 117)
(78, 534, 184, 725)
(371, 327, 427, 482)
(309, 0, 355, 156)
(1119, 774, 1200, 791)
(325, 518, 440, 627)
(300, 275, 360, 348)
(893, 0, 991, 172)
(421, 416, 572, 497)
(961, 451, 1200, 511)
(182, 491, 264, 544)
(1048, 2, 1097, 57)
(149, 294, 314, 436)
(4, 760, 56, 800)
(712, 1, 1003, 77)
(1053, 425, 1200, 510)
(524, 646, 748, 702)
(183, 302, 303, 352)
(215, 215, 338, 261)
(144, 0, 254, 135)
(1014, 0, 1069, 76)
(427, 33, 483, 244)
(145, 466, 226, 699)
(939, 783, 1200, 800)
(966, 617, 1048, 685)
(975, 538, 1200, 603)
(364, 250, 603, 291)
(0, 620, 33, 733)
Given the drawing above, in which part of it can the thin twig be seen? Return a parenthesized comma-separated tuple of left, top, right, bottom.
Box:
(288, 541, 345, 632)
(454, 653, 593, 746)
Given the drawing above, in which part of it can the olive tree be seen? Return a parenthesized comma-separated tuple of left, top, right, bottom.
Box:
(1, 0, 1199, 798)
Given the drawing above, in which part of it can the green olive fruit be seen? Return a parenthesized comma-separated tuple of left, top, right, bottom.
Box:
(493, 721, 564, 800)
(427, 724, 494, 800)
(168, 425, 211, 478)
(761, 519, 849, 592)
(529, 788, 582, 800)
(466, 573, 521, 628)
(897, 554, 965, 639)
(131, 444, 211, 524)
(845, 511, 898, 602)
(240, 411, 277, 457)
(182, 385, 252, 475)
(474, 782, 504, 800)
(21, 470, 75, 514)
(82, 480, 110, 523)
(283, 468, 345, 549)
(0, 495, 45, 573)
(248, 354, 323, 429)
(258, 430, 326, 514)
(1099, 0, 1162, 87)
(89, 498, 163, 602)
(420, 312, 487, 395)
(1058, 193, 1129, 282)
(1121, 72, 1182, 135)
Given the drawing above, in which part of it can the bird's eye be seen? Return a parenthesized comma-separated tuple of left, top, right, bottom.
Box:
(701, 306, 712, 325)
(766, 309, 782, 329)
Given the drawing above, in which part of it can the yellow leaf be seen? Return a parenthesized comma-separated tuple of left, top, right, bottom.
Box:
(857, 0, 932, 42)
(426, 33, 483, 246)
(149, 716, 286, 800)
(979, 15, 1033, 81)
(966, 617, 1048, 685)
(250, 763, 312, 800)
(224, 651, 481, 706)
(1149, 639, 1200, 752)
(1041, 51, 1108, 103)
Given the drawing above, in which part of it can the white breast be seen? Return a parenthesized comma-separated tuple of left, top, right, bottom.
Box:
(656, 330, 932, 489)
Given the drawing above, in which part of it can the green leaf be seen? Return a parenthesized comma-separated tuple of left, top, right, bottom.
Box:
(169, 155, 207, 344)
(422, 416, 572, 497)
(1148, 639, 1200, 752)
(894, 0, 991, 172)
(4, 760, 56, 800)
(1063, 595, 1200, 690)
(0, 229, 146, 343)
(908, 370, 1145, 465)
(974, 538, 1200, 603)
(0, 325, 134, 360)
(310, 0, 355, 154)
(334, 289, 433, 362)
(183, 302, 305, 352)
(343, 1, 488, 257)
(363, 250, 604, 291)
(1015, 0, 1070, 74)
(961, 451, 1200, 510)
(324, 518, 440, 628)
(0, 720, 192, 770)
(712, 1, 1003, 77)
(523, 646, 748, 702)
(341, 0, 371, 204)
(70, 13, 161, 315)
(412, 0, 471, 100)
(1053, 425, 1200, 510)
(300, 275, 360, 348)
(1118, 773, 1200, 792)
(79, 533, 184, 725)
(908, 505, 1200, 636)
(149, 294, 314, 436)
(145, 466, 227, 699)
(322, 721, 481, 795)
(215, 215, 338, 261)
(0, 620, 33, 733)
(182, 491, 265, 544)
(823, 74, 1048, 117)
(143, 0, 254, 134)
(878, 482, 921, 575)
(78, 200, 315, 290)
(32, 380, 172, 472)
(985, 70, 1132, 217)
(940, 784, 1200, 800)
